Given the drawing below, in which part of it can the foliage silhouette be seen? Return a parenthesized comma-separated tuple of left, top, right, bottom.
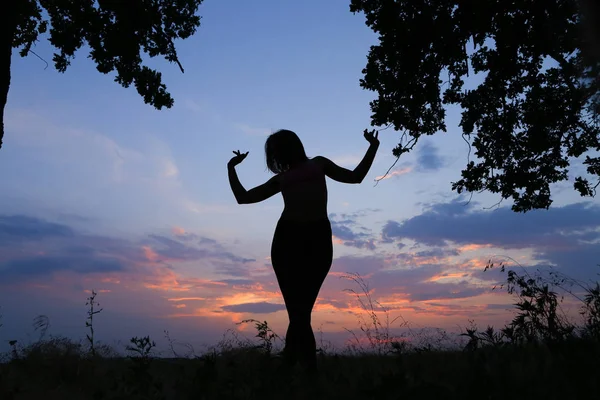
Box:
(85, 289, 103, 357)
(484, 258, 600, 344)
(582, 281, 600, 339)
(350, 0, 600, 212)
(236, 319, 282, 355)
(0, 0, 203, 150)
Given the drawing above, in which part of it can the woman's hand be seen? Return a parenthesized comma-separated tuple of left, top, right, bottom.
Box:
(363, 129, 380, 146)
(228, 150, 249, 167)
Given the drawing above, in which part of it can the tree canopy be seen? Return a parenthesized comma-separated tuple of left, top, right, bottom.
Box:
(350, 0, 600, 212)
(1, 0, 203, 150)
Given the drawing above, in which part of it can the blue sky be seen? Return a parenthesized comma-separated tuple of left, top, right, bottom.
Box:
(0, 0, 599, 353)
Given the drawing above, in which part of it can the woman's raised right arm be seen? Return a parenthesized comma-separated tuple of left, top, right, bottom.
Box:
(316, 130, 380, 184)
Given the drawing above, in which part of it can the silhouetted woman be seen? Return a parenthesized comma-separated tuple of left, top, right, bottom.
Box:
(227, 129, 379, 372)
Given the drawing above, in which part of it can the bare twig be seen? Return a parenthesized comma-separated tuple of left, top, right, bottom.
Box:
(374, 133, 418, 186)
(483, 197, 504, 210)
(29, 50, 49, 70)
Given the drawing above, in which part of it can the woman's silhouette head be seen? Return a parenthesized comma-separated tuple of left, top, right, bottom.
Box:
(265, 129, 308, 174)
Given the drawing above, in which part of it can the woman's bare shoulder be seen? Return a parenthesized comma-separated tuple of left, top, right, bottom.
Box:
(312, 156, 334, 170)
(271, 172, 283, 183)
(311, 156, 326, 165)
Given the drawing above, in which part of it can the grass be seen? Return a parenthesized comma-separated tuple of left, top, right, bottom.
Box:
(1, 263, 599, 400)
(1, 336, 598, 399)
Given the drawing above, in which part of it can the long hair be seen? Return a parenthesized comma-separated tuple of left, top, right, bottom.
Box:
(265, 129, 308, 174)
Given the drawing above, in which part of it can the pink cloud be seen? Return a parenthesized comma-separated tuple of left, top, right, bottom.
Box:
(375, 166, 412, 181)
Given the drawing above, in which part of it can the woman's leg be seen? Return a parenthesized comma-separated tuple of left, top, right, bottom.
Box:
(271, 219, 333, 370)
(296, 219, 333, 370)
(271, 220, 299, 364)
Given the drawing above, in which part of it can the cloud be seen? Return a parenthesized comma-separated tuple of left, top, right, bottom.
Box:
(532, 243, 600, 282)
(343, 239, 377, 250)
(329, 209, 380, 250)
(216, 279, 260, 287)
(0, 216, 145, 283)
(221, 301, 286, 314)
(414, 248, 461, 258)
(0, 214, 257, 286)
(4, 108, 144, 185)
(56, 213, 94, 224)
(0, 255, 126, 280)
(331, 222, 367, 241)
(320, 253, 492, 309)
(408, 283, 487, 302)
(381, 199, 600, 282)
(234, 123, 271, 136)
(147, 234, 210, 261)
(198, 236, 218, 244)
(146, 234, 255, 265)
(382, 199, 600, 250)
(375, 165, 412, 181)
(330, 209, 382, 220)
(416, 142, 445, 172)
(0, 209, 520, 342)
(331, 255, 387, 276)
(161, 158, 179, 178)
(4, 108, 226, 226)
(172, 227, 200, 242)
(0, 215, 75, 242)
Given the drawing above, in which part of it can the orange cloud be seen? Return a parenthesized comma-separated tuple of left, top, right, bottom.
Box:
(169, 306, 250, 325)
(164, 284, 287, 327)
(457, 243, 493, 252)
(144, 275, 227, 292)
(375, 167, 412, 181)
(426, 272, 469, 283)
(412, 255, 454, 266)
(138, 261, 228, 292)
(172, 226, 186, 236)
(217, 291, 281, 307)
(142, 246, 160, 262)
(83, 289, 111, 294)
(455, 257, 491, 271)
(168, 297, 207, 302)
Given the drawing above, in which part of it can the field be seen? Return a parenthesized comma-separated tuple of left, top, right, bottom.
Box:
(1, 335, 599, 400)
(1, 266, 599, 400)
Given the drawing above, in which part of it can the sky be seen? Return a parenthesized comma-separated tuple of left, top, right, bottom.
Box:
(1, 0, 599, 355)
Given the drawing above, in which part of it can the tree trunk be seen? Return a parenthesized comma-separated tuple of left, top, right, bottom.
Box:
(0, 2, 17, 151)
